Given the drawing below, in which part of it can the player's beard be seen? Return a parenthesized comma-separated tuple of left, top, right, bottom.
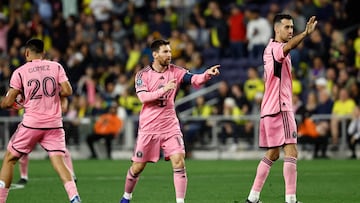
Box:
(160, 58, 171, 67)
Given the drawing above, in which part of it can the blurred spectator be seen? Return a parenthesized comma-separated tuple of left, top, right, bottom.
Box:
(64, 97, 81, 146)
(0, 13, 11, 55)
(304, 91, 318, 115)
(183, 95, 213, 157)
(164, 6, 178, 30)
(230, 83, 251, 114)
(219, 97, 244, 152)
(292, 71, 303, 96)
(304, 29, 326, 60)
(61, 0, 78, 19)
(187, 4, 209, 49)
(206, 1, 228, 57)
(347, 105, 360, 159)
(244, 5, 271, 60)
(111, 19, 127, 44)
(330, 88, 356, 150)
(315, 77, 328, 93)
(51, 12, 69, 53)
(33, 23, 52, 51)
(231, 83, 254, 145)
(314, 0, 335, 22)
(337, 69, 356, 92)
(227, 4, 246, 58)
(353, 27, 360, 69)
(168, 29, 184, 60)
(149, 10, 171, 38)
(86, 103, 123, 159)
(112, 0, 128, 19)
(297, 0, 317, 20)
(297, 110, 329, 159)
(133, 14, 149, 41)
(35, 0, 53, 26)
(125, 42, 141, 73)
(89, 0, 113, 28)
(315, 88, 334, 116)
(213, 81, 230, 115)
(113, 73, 129, 97)
(308, 56, 326, 87)
(324, 68, 337, 93)
(293, 93, 304, 115)
(0, 59, 11, 96)
(244, 67, 264, 103)
(348, 82, 360, 103)
(77, 66, 97, 106)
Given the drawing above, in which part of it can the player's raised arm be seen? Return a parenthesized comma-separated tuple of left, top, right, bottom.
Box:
(283, 16, 317, 55)
(206, 64, 220, 76)
(186, 64, 220, 88)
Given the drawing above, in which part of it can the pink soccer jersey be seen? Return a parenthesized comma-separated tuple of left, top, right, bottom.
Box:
(261, 39, 293, 117)
(10, 59, 68, 128)
(135, 64, 210, 134)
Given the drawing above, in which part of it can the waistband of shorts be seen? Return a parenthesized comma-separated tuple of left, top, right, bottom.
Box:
(22, 123, 63, 130)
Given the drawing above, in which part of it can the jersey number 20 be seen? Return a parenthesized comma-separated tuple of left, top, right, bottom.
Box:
(28, 76, 57, 100)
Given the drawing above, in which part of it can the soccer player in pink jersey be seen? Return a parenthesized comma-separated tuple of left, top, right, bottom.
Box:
(245, 15, 317, 203)
(119, 39, 220, 203)
(0, 39, 81, 203)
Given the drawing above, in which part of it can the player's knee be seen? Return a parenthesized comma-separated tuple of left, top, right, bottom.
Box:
(4, 151, 19, 165)
(284, 144, 298, 158)
(131, 163, 146, 175)
(268, 154, 280, 161)
(171, 158, 185, 169)
(266, 149, 280, 161)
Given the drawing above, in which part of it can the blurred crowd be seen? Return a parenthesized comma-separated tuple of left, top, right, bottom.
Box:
(0, 0, 360, 157)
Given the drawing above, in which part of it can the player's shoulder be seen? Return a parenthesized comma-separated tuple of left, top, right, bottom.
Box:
(169, 64, 188, 72)
(137, 65, 152, 76)
(43, 59, 63, 67)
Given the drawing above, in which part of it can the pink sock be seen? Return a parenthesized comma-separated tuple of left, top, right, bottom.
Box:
(251, 157, 273, 192)
(64, 150, 74, 175)
(124, 168, 139, 193)
(283, 157, 297, 195)
(173, 168, 187, 198)
(0, 188, 9, 203)
(19, 155, 29, 179)
(64, 181, 79, 200)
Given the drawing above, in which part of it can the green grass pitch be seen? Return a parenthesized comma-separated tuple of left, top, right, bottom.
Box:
(2, 159, 360, 203)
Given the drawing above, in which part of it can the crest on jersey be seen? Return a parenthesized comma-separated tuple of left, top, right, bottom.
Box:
(292, 131, 297, 138)
(136, 151, 143, 158)
(136, 78, 143, 87)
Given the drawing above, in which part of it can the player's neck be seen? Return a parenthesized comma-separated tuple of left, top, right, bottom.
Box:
(27, 55, 43, 62)
(152, 62, 167, 73)
(274, 36, 286, 43)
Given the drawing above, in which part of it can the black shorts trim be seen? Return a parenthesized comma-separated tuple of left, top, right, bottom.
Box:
(22, 124, 63, 130)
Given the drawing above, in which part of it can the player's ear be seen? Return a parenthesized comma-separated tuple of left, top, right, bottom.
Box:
(25, 49, 29, 58)
(274, 23, 279, 35)
(152, 51, 157, 59)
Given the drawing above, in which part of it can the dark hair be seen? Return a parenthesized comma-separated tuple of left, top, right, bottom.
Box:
(273, 14, 293, 24)
(150, 39, 170, 52)
(25, 38, 44, 53)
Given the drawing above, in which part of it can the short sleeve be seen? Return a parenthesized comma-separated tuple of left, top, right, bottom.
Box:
(58, 64, 69, 83)
(9, 70, 23, 91)
(135, 71, 148, 93)
(272, 42, 286, 62)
